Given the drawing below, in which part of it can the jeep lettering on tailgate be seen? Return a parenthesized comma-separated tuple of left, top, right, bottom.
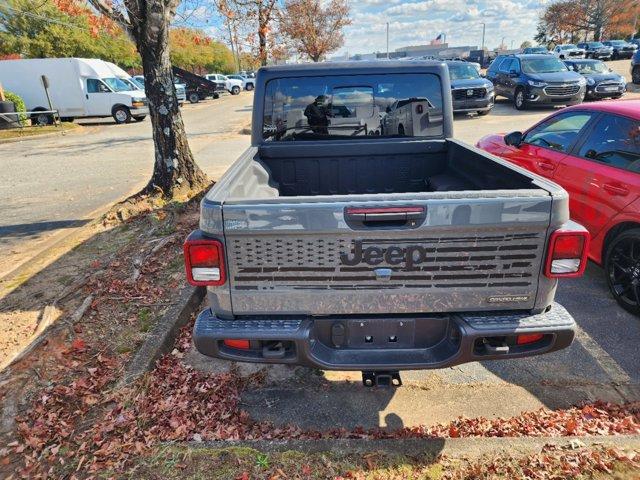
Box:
(341, 240, 429, 267)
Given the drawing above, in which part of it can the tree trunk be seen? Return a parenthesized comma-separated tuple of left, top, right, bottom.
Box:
(137, 17, 207, 198)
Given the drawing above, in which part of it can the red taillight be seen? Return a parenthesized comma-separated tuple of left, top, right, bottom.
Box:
(416, 104, 424, 114)
(223, 339, 250, 350)
(516, 333, 544, 345)
(184, 237, 226, 286)
(545, 230, 590, 278)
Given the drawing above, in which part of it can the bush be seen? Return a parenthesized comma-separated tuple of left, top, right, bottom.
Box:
(4, 91, 28, 126)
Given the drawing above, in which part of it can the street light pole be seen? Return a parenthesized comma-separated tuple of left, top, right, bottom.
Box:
(481, 22, 486, 50)
(386, 22, 390, 59)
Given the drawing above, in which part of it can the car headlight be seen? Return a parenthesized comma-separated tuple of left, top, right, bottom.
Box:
(587, 77, 595, 86)
(577, 77, 587, 86)
(527, 80, 547, 87)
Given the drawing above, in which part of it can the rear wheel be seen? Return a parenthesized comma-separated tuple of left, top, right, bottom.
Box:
(231, 86, 241, 95)
(605, 229, 640, 316)
(188, 92, 200, 103)
(633, 66, 640, 85)
(112, 106, 131, 124)
(246, 83, 254, 91)
(33, 111, 53, 126)
(477, 108, 491, 116)
(213, 92, 220, 99)
(514, 87, 527, 110)
(133, 116, 146, 122)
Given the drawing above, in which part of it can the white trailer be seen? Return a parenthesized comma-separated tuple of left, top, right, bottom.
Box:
(0, 58, 149, 124)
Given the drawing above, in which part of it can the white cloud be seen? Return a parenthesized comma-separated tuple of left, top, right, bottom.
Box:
(338, 0, 544, 55)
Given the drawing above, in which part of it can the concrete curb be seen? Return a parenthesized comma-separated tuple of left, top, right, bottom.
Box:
(119, 286, 205, 386)
(189, 435, 640, 459)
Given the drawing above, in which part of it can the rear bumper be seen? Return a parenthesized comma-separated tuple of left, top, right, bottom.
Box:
(131, 106, 149, 116)
(193, 303, 575, 371)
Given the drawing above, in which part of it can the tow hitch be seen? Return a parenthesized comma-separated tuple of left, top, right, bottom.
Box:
(362, 370, 402, 387)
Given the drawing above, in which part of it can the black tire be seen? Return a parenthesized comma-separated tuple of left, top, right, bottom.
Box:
(112, 105, 131, 124)
(397, 124, 405, 136)
(605, 228, 640, 316)
(33, 111, 53, 126)
(231, 86, 241, 95)
(133, 116, 146, 122)
(612, 94, 623, 99)
(559, 55, 565, 60)
(246, 83, 254, 91)
(60, 117, 74, 123)
(213, 92, 220, 99)
(188, 92, 200, 103)
(612, 51, 619, 60)
(633, 66, 640, 85)
(514, 87, 527, 110)
(477, 108, 491, 116)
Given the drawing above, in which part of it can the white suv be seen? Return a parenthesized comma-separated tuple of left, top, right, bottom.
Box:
(553, 44, 586, 59)
(205, 74, 243, 95)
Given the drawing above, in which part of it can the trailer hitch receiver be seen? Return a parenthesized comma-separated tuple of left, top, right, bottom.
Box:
(362, 370, 402, 388)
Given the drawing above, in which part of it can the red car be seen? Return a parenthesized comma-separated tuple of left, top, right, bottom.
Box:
(477, 100, 640, 314)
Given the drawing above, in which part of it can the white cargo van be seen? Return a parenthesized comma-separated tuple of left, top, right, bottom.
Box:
(0, 58, 149, 124)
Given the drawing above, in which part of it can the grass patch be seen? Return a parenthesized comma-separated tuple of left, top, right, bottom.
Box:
(138, 307, 153, 333)
(133, 445, 444, 480)
(0, 122, 79, 141)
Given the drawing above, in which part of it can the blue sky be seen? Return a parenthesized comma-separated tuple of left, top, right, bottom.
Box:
(178, 0, 549, 57)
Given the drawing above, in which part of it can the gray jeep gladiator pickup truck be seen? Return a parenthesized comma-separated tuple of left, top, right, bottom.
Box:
(184, 61, 589, 386)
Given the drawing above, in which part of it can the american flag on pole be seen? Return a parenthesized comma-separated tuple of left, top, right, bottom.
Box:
(430, 33, 443, 45)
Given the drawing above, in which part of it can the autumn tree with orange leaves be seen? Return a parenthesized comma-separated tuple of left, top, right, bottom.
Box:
(215, 0, 281, 66)
(278, 0, 350, 62)
(537, 0, 639, 45)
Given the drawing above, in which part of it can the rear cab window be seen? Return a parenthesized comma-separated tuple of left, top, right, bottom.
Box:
(262, 73, 444, 141)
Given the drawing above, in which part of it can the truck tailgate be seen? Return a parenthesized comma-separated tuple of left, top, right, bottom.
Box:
(222, 193, 552, 315)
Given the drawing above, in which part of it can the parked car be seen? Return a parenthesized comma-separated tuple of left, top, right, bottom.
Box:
(228, 74, 255, 91)
(553, 44, 586, 59)
(381, 97, 443, 135)
(632, 50, 640, 85)
(205, 74, 243, 95)
(564, 59, 625, 99)
(445, 60, 494, 115)
(486, 54, 586, 110)
(173, 67, 223, 103)
(602, 40, 637, 60)
(576, 42, 613, 60)
(132, 74, 187, 105)
(630, 38, 640, 49)
(477, 100, 640, 314)
(0, 58, 148, 124)
(185, 61, 586, 380)
(522, 46, 550, 55)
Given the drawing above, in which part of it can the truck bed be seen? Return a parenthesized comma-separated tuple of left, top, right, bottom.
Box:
(202, 138, 565, 318)
(223, 140, 537, 200)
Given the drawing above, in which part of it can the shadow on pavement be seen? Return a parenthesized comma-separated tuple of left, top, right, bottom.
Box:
(480, 262, 639, 407)
(0, 219, 90, 239)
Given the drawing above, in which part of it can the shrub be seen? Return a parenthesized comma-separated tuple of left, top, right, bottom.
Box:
(4, 91, 28, 126)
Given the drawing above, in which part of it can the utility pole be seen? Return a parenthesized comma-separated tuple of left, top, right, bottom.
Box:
(386, 22, 390, 59)
(501, 36, 505, 50)
(481, 22, 486, 50)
